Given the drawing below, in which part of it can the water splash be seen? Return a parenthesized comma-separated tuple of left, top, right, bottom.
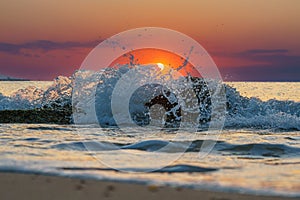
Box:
(0, 67, 299, 131)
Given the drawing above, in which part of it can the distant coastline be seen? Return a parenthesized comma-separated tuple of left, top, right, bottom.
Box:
(0, 79, 30, 81)
(0, 74, 30, 81)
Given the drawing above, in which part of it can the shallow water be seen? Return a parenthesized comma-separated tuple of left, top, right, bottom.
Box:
(0, 124, 299, 197)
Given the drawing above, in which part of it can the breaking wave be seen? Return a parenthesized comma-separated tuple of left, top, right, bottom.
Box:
(0, 67, 299, 131)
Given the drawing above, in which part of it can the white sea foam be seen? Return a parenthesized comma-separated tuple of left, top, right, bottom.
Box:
(0, 67, 299, 131)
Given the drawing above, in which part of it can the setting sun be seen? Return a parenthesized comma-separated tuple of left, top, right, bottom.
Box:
(156, 63, 165, 71)
(109, 48, 201, 77)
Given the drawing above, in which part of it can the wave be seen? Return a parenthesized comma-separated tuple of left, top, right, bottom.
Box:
(59, 164, 218, 173)
(52, 139, 300, 158)
(0, 67, 299, 131)
(0, 76, 71, 110)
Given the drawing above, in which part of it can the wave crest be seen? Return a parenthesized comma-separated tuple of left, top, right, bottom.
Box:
(0, 67, 299, 131)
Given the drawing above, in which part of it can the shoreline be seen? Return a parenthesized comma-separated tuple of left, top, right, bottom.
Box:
(0, 172, 298, 200)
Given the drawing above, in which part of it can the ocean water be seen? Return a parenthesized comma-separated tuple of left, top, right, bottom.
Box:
(226, 82, 300, 102)
(0, 81, 52, 97)
(0, 77, 299, 197)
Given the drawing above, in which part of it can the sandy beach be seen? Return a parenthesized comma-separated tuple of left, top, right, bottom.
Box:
(0, 172, 298, 200)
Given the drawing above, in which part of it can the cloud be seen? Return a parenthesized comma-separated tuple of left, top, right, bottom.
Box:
(221, 48, 300, 81)
(239, 49, 300, 67)
(243, 49, 289, 55)
(221, 64, 300, 81)
(0, 40, 101, 55)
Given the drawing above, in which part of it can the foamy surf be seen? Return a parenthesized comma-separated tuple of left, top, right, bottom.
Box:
(0, 67, 299, 131)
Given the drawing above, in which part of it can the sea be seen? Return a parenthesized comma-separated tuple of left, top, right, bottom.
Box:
(0, 79, 299, 197)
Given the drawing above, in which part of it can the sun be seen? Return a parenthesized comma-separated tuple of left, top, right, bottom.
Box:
(156, 63, 165, 71)
(109, 48, 201, 77)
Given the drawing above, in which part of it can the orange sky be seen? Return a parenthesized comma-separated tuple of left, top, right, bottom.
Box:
(110, 49, 200, 77)
(0, 0, 299, 80)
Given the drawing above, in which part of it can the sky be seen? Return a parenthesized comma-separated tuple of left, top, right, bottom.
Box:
(0, 0, 299, 81)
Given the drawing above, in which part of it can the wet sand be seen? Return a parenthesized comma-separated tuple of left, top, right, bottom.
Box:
(0, 172, 297, 200)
